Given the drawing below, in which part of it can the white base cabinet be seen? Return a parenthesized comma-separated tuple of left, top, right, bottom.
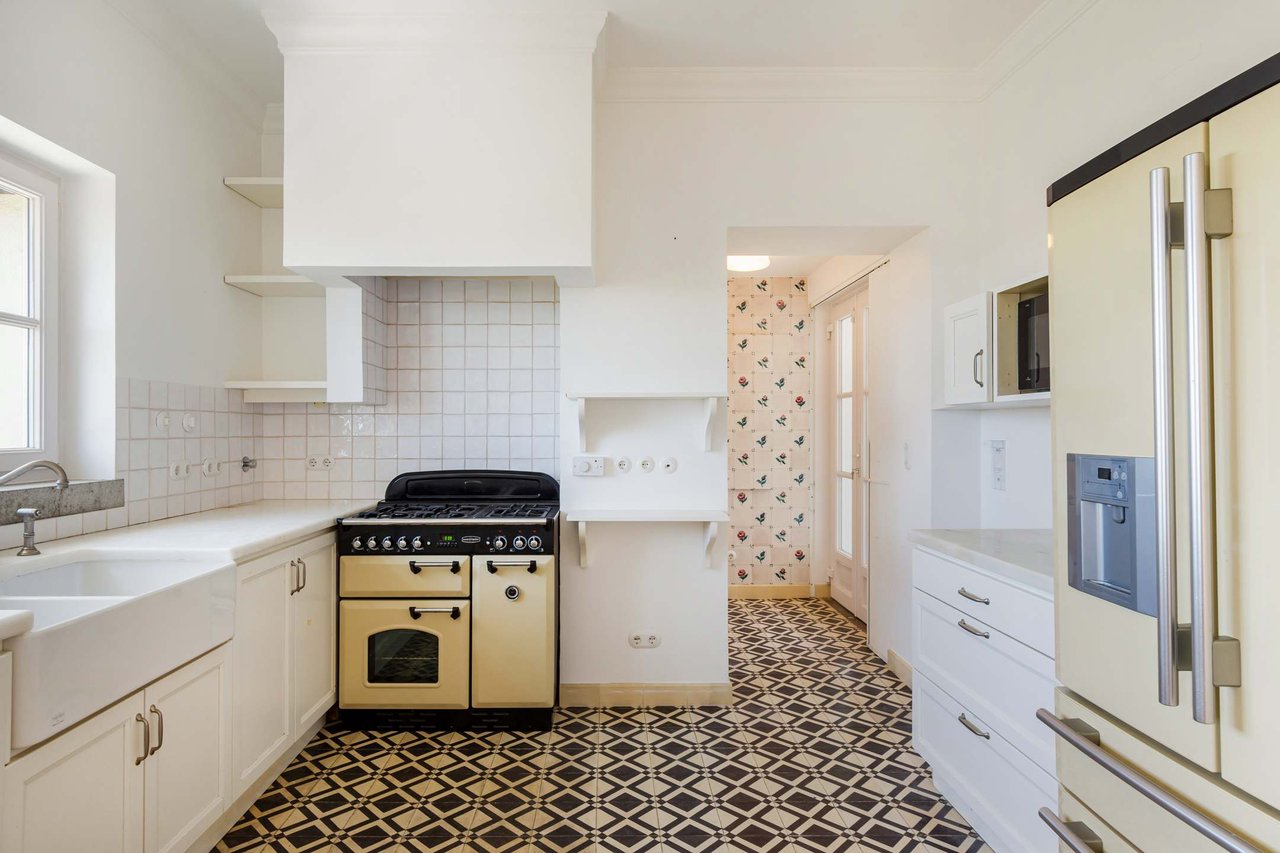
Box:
(233, 532, 336, 798)
(1, 644, 230, 853)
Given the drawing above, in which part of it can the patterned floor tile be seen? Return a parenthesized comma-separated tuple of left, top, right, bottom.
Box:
(220, 599, 984, 853)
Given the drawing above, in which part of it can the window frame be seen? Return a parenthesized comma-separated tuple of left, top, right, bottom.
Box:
(0, 151, 58, 473)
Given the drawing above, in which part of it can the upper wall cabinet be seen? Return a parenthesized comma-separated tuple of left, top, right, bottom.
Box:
(943, 293, 992, 405)
(264, 11, 605, 289)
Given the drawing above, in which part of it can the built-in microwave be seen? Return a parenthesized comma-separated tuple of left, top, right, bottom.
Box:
(1017, 292, 1050, 391)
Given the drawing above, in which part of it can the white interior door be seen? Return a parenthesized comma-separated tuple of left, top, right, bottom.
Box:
(829, 285, 870, 621)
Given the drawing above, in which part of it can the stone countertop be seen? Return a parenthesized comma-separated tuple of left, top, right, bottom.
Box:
(909, 528, 1054, 595)
(0, 499, 375, 568)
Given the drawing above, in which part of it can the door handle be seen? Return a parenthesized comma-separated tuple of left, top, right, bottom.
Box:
(487, 560, 537, 574)
(957, 713, 990, 739)
(409, 606, 461, 620)
(135, 713, 151, 765)
(409, 560, 462, 575)
(148, 704, 164, 756)
(957, 587, 990, 605)
(297, 557, 307, 592)
(957, 618, 990, 639)
(288, 559, 299, 595)
(1038, 808, 1104, 852)
(972, 349, 984, 387)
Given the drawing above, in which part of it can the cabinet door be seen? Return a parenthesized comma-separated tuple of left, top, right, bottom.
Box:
(1, 693, 145, 853)
(292, 537, 336, 736)
(1208, 82, 1280, 807)
(232, 553, 292, 798)
(472, 557, 556, 708)
(143, 644, 232, 853)
(943, 293, 991, 404)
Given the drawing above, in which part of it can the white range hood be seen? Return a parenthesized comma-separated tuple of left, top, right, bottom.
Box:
(264, 6, 605, 288)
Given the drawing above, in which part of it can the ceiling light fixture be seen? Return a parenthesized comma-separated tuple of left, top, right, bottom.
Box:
(727, 255, 770, 272)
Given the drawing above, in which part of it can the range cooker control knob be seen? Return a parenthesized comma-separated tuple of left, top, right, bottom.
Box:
(381, 536, 394, 551)
(512, 536, 527, 551)
(528, 535, 542, 551)
(396, 536, 409, 551)
(411, 536, 423, 550)
(366, 537, 378, 551)
(351, 537, 364, 550)
(492, 535, 508, 551)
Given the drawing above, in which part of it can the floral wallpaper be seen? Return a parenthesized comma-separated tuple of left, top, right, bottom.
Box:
(727, 277, 813, 585)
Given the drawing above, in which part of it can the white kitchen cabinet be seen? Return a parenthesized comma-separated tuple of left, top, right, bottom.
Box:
(232, 531, 337, 799)
(291, 537, 337, 735)
(942, 293, 991, 404)
(1, 645, 230, 853)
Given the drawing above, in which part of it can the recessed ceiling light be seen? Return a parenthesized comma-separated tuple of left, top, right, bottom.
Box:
(727, 255, 770, 272)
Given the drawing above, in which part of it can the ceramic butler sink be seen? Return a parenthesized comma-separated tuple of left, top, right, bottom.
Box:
(0, 550, 235, 749)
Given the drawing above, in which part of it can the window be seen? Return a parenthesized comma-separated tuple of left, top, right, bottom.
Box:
(0, 153, 57, 470)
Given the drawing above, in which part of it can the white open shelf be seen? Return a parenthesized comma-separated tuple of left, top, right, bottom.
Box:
(223, 380, 328, 404)
(567, 392, 728, 452)
(565, 509, 727, 569)
(223, 275, 324, 298)
(223, 177, 283, 208)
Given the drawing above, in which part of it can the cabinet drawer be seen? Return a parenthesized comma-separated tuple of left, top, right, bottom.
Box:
(913, 546, 1054, 657)
(339, 555, 470, 598)
(913, 674, 1058, 852)
(913, 590, 1057, 773)
(1052, 690, 1280, 852)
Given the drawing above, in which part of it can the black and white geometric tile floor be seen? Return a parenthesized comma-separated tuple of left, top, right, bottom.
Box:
(217, 598, 990, 852)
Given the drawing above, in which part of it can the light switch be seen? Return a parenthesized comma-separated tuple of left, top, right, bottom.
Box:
(990, 439, 1006, 491)
(572, 455, 605, 476)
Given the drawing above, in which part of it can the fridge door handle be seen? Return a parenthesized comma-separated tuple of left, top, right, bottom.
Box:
(1037, 709, 1262, 853)
(1149, 165, 1180, 708)
(1038, 808, 1104, 852)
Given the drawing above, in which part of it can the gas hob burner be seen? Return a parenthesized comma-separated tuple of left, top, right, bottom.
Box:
(349, 502, 558, 522)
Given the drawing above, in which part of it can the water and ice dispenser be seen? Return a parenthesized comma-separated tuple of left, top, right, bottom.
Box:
(1067, 453, 1157, 616)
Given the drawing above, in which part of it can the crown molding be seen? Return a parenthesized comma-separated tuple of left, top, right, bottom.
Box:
(602, 0, 1099, 104)
(265, 11, 607, 55)
(103, 0, 265, 130)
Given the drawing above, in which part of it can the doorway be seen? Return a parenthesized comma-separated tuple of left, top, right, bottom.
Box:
(826, 283, 870, 621)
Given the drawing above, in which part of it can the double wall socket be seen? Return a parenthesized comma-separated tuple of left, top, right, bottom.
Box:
(307, 456, 334, 470)
(628, 633, 661, 649)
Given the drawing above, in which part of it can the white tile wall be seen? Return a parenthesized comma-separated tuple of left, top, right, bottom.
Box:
(256, 277, 560, 501)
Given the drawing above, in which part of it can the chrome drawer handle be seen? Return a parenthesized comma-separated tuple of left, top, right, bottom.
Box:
(1038, 808, 1104, 852)
(135, 713, 151, 765)
(957, 713, 990, 739)
(409, 606, 460, 620)
(957, 618, 990, 639)
(1037, 709, 1263, 853)
(409, 560, 461, 575)
(957, 587, 990, 605)
(487, 560, 537, 574)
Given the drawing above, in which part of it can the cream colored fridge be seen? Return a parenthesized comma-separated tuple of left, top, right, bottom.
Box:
(1044, 78, 1280, 851)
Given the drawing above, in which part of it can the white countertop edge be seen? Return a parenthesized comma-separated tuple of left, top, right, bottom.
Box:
(909, 528, 1054, 597)
(0, 610, 34, 643)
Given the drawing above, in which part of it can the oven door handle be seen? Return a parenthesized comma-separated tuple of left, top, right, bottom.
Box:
(409, 560, 462, 575)
(409, 606, 461, 620)
(487, 560, 538, 574)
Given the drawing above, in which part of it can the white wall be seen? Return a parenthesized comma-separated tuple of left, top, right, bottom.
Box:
(0, 0, 263, 390)
(807, 255, 885, 305)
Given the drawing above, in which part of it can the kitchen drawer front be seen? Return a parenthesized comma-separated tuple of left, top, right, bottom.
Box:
(913, 546, 1054, 657)
(913, 590, 1057, 773)
(1054, 788, 1140, 853)
(339, 555, 470, 598)
(913, 674, 1058, 852)
(1051, 689, 1280, 852)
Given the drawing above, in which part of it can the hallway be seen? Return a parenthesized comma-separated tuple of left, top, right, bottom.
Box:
(218, 599, 986, 852)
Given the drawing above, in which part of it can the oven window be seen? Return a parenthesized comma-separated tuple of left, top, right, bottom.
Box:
(368, 630, 440, 684)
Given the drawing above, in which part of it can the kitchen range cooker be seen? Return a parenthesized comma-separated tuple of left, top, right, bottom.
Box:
(335, 470, 558, 729)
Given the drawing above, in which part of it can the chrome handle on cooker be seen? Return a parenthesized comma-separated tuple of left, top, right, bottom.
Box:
(409, 606, 461, 620)
(135, 713, 151, 765)
(1150, 164, 1180, 708)
(1037, 709, 1262, 853)
(957, 713, 990, 740)
(148, 704, 164, 756)
(487, 560, 537, 574)
(1038, 808, 1104, 852)
(957, 587, 989, 605)
(409, 560, 461, 575)
(957, 618, 990, 639)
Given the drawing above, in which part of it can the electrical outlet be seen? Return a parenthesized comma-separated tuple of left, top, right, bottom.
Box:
(660, 457, 678, 474)
(615, 457, 632, 473)
(638, 456, 655, 473)
(572, 455, 605, 476)
(628, 634, 661, 649)
(307, 456, 334, 470)
(990, 439, 1006, 491)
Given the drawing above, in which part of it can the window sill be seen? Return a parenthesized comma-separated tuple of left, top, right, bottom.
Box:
(0, 479, 125, 526)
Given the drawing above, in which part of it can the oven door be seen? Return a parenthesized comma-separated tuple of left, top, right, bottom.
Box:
(339, 599, 470, 709)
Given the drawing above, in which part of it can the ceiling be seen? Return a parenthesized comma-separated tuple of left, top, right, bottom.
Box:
(144, 0, 1047, 113)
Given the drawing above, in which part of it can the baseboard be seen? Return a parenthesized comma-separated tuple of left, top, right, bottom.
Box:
(813, 583, 831, 598)
(559, 682, 734, 708)
(887, 648, 913, 689)
(729, 583, 817, 599)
